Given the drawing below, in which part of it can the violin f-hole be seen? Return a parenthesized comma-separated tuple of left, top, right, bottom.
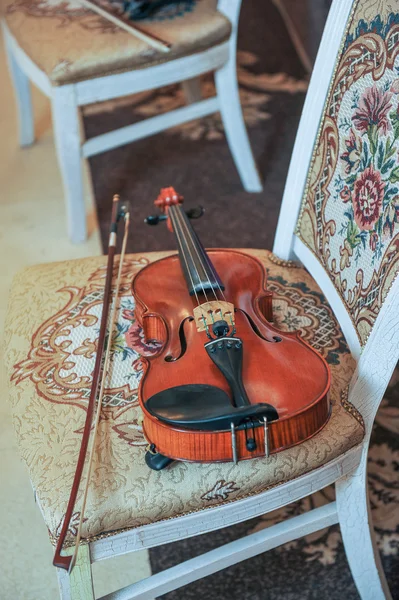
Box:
(164, 316, 194, 362)
(237, 309, 282, 343)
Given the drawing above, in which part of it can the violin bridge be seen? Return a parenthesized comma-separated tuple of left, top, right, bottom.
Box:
(193, 301, 235, 333)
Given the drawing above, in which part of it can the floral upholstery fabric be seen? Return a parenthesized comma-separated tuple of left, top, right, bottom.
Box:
(4, 250, 364, 546)
(296, 0, 399, 345)
(2, 0, 231, 85)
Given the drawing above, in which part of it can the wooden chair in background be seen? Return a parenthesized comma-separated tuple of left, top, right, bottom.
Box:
(4, 0, 398, 598)
(2, 0, 262, 243)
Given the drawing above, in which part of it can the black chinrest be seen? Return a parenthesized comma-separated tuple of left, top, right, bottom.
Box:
(145, 384, 279, 431)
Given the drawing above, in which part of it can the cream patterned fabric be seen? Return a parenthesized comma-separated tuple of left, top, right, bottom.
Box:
(296, 0, 399, 345)
(2, 0, 231, 85)
(4, 250, 364, 546)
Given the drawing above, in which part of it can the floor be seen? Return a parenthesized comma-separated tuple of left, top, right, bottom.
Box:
(0, 29, 151, 600)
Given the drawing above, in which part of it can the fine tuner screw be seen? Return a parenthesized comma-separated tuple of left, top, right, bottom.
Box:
(208, 338, 242, 353)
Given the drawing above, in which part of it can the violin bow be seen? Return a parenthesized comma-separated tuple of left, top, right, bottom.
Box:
(53, 195, 130, 571)
(76, 0, 171, 53)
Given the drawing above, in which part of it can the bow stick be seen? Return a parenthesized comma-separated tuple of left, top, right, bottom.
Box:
(76, 0, 171, 53)
(53, 195, 130, 571)
(68, 207, 130, 572)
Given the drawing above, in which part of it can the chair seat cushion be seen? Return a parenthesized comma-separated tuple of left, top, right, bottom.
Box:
(2, 0, 231, 85)
(4, 249, 364, 546)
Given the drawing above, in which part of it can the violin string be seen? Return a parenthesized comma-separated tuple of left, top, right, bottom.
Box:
(169, 206, 202, 307)
(169, 206, 214, 335)
(168, 206, 206, 307)
(175, 205, 228, 304)
(175, 207, 235, 331)
(205, 254, 228, 303)
(174, 205, 219, 302)
(175, 206, 217, 301)
(202, 254, 227, 303)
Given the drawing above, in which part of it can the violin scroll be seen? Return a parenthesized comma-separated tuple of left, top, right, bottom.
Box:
(154, 187, 184, 232)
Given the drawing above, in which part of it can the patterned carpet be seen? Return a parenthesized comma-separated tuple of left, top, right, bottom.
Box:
(84, 1, 398, 597)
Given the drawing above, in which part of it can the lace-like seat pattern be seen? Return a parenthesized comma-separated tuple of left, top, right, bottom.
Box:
(4, 249, 364, 546)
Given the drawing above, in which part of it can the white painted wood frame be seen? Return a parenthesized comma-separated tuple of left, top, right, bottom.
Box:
(2, 0, 263, 244)
(272, 0, 363, 359)
(9, 1, 398, 598)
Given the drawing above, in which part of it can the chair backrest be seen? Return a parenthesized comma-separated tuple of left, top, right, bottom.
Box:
(217, 0, 241, 22)
(217, 0, 241, 56)
(273, 0, 399, 433)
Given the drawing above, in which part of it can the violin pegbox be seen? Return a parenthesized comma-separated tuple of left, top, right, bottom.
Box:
(154, 187, 183, 232)
(154, 186, 183, 210)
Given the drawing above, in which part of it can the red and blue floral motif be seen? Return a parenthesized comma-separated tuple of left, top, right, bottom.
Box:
(297, 5, 399, 343)
(337, 83, 399, 266)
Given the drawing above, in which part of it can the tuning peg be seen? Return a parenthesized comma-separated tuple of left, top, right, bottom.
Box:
(186, 206, 205, 220)
(144, 214, 168, 225)
(145, 206, 204, 226)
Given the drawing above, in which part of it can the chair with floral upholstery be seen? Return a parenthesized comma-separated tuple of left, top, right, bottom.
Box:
(4, 0, 399, 598)
(1, 0, 262, 243)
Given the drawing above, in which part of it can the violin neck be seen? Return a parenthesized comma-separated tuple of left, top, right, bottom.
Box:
(168, 205, 224, 298)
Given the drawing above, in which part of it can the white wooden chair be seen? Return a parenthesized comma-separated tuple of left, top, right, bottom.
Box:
(2, 0, 262, 244)
(4, 0, 398, 598)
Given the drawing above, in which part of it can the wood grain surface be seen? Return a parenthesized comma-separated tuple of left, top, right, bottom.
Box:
(133, 249, 330, 462)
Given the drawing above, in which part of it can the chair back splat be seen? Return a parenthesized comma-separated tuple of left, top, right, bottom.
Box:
(274, 0, 399, 432)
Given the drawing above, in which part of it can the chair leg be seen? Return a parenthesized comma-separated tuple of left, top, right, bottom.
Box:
(336, 451, 392, 600)
(56, 545, 95, 600)
(181, 77, 202, 104)
(214, 54, 262, 193)
(51, 86, 87, 243)
(4, 33, 35, 147)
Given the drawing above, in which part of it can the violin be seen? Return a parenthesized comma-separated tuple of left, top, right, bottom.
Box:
(132, 187, 331, 470)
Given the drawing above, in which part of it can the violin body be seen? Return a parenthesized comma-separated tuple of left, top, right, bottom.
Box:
(133, 248, 331, 464)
